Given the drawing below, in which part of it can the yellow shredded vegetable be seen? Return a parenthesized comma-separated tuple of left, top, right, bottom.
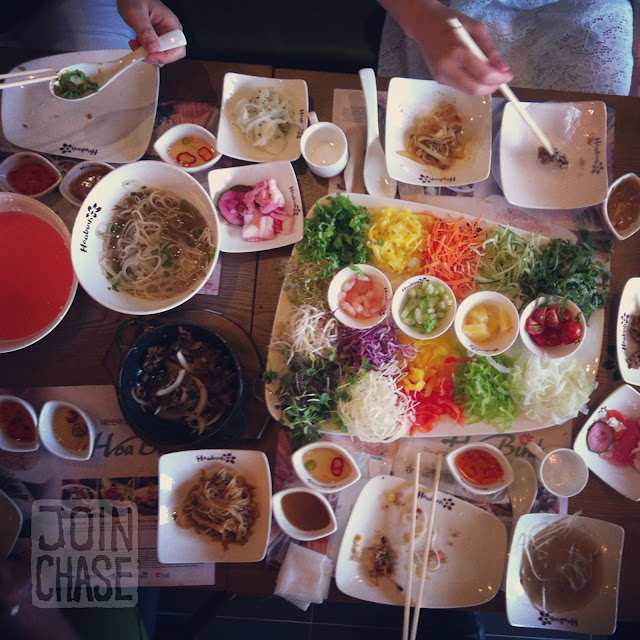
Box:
(366, 206, 432, 274)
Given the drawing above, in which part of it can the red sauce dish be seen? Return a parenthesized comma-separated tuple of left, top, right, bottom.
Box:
(0, 152, 62, 198)
(447, 442, 514, 495)
(0, 396, 39, 452)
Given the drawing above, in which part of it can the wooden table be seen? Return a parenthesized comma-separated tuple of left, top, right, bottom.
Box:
(1, 52, 640, 621)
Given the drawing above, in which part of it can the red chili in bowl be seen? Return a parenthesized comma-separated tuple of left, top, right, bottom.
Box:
(7, 160, 59, 196)
(455, 448, 504, 486)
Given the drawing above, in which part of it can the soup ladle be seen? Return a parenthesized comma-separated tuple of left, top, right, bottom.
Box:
(49, 29, 186, 102)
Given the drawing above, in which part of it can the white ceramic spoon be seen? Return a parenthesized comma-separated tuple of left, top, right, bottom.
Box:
(50, 29, 187, 101)
(359, 68, 397, 199)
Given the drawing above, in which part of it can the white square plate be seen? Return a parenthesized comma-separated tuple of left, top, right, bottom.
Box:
(335, 475, 507, 607)
(157, 449, 272, 563)
(573, 384, 640, 501)
(216, 73, 308, 163)
(617, 277, 640, 387)
(500, 101, 608, 209)
(208, 160, 303, 252)
(506, 514, 624, 635)
(385, 78, 491, 187)
(1, 50, 159, 163)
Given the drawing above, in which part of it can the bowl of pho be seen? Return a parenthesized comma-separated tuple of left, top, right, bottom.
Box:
(70, 161, 220, 314)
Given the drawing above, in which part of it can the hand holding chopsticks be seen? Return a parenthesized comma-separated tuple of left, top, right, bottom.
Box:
(403, 451, 443, 640)
(447, 17, 558, 159)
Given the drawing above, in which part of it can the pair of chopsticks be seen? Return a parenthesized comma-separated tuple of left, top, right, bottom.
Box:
(447, 17, 556, 157)
(402, 450, 443, 640)
(0, 67, 58, 91)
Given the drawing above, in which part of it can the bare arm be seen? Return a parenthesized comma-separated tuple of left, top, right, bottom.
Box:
(377, 0, 513, 95)
(116, 0, 186, 66)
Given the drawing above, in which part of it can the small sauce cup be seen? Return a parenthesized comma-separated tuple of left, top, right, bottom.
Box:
(300, 112, 348, 178)
(0, 395, 39, 453)
(291, 441, 360, 493)
(602, 172, 640, 240)
(272, 488, 337, 541)
(0, 151, 61, 199)
(526, 442, 589, 498)
(59, 161, 114, 207)
(39, 400, 95, 461)
(447, 442, 514, 495)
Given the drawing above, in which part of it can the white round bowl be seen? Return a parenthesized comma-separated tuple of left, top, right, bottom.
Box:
(327, 264, 392, 329)
(291, 441, 361, 493)
(519, 297, 586, 359)
(0, 151, 61, 198)
(272, 487, 338, 541)
(70, 160, 220, 315)
(446, 442, 514, 495)
(38, 400, 95, 461)
(154, 123, 222, 173)
(0, 193, 77, 353)
(391, 275, 457, 340)
(454, 291, 519, 356)
(0, 395, 39, 453)
(59, 161, 114, 207)
(602, 172, 640, 241)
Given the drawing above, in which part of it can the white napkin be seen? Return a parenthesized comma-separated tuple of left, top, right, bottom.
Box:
(274, 542, 333, 611)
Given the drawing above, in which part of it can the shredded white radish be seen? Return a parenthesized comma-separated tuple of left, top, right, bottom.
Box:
(512, 354, 595, 423)
(337, 360, 414, 443)
(270, 304, 338, 362)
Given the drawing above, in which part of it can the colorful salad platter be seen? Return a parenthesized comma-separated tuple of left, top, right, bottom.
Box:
(573, 384, 640, 501)
(2, 50, 159, 163)
(616, 277, 640, 387)
(216, 73, 308, 163)
(265, 193, 607, 444)
(335, 475, 507, 608)
(506, 514, 624, 635)
(208, 160, 303, 252)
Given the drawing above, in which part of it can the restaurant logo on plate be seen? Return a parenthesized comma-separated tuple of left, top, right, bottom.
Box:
(31, 500, 139, 608)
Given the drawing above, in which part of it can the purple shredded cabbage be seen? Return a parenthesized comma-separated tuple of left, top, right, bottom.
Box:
(336, 321, 417, 369)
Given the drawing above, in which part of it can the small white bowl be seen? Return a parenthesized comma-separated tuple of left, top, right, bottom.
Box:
(447, 442, 514, 495)
(272, 488, 338, 541)
(454, 291, 519, 356)
(519, 297, 587, 360)
(327, 264, 392, 329)
(602, 172, 640, 241)
(0, 395, 39, 452)
(391, 275, 456, 340)
(38, 400, 95, 461)
(0, 151, 61, 198)
(291, 442, 361, 493)
(59, 161, 114, 207)
(154, 123, 222, 174)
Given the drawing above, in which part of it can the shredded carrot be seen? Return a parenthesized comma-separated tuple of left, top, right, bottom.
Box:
(419, 215, 487, 300)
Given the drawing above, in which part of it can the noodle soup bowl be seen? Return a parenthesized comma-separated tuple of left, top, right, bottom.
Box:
(70, 160, 220, 315)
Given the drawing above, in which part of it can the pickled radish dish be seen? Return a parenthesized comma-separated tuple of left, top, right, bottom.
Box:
(524, 299, 583, 348)
(399, 279, 453, 335)
(586, 409, 640, 473)
(216, 178, 294, 242)
(168, 135, 216, 168)
(337, 269, 387, 320)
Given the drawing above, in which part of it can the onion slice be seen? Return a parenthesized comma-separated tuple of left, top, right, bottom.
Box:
(176, 351, 192, 372)
(156, 368, 186, 397)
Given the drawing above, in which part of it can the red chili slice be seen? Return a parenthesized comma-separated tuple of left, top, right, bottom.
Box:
(198, 146, 214, 161)
(330, 456, 344, 477)
(176, 151, 196, 166)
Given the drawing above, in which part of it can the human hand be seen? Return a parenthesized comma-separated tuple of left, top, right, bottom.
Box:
(408, 3, 513, 95)
(117, 0, 186, 66)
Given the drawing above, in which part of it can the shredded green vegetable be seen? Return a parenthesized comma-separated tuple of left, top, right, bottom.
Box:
(518, 230, 611, 324)
(477, 226, 543, 308)
(297, 194, 370, 279)
(454, 355, 521, 432)
(53, 69, 99, 99)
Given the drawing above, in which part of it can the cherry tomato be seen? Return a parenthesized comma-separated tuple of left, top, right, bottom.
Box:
(559, 320, 582, 344)
(531, 307, 547, 325)
(544, 327, 562, 347)
(545, 306, 561, 328)
(525, 315, 544, 335)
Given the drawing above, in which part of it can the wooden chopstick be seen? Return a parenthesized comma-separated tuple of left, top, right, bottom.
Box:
(447, 17, 555, 156)
(1, 74, 58, 90)
(0, 67, 55, 81)
(409, 451, 443, 640)
(402, 451, 422, 640)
